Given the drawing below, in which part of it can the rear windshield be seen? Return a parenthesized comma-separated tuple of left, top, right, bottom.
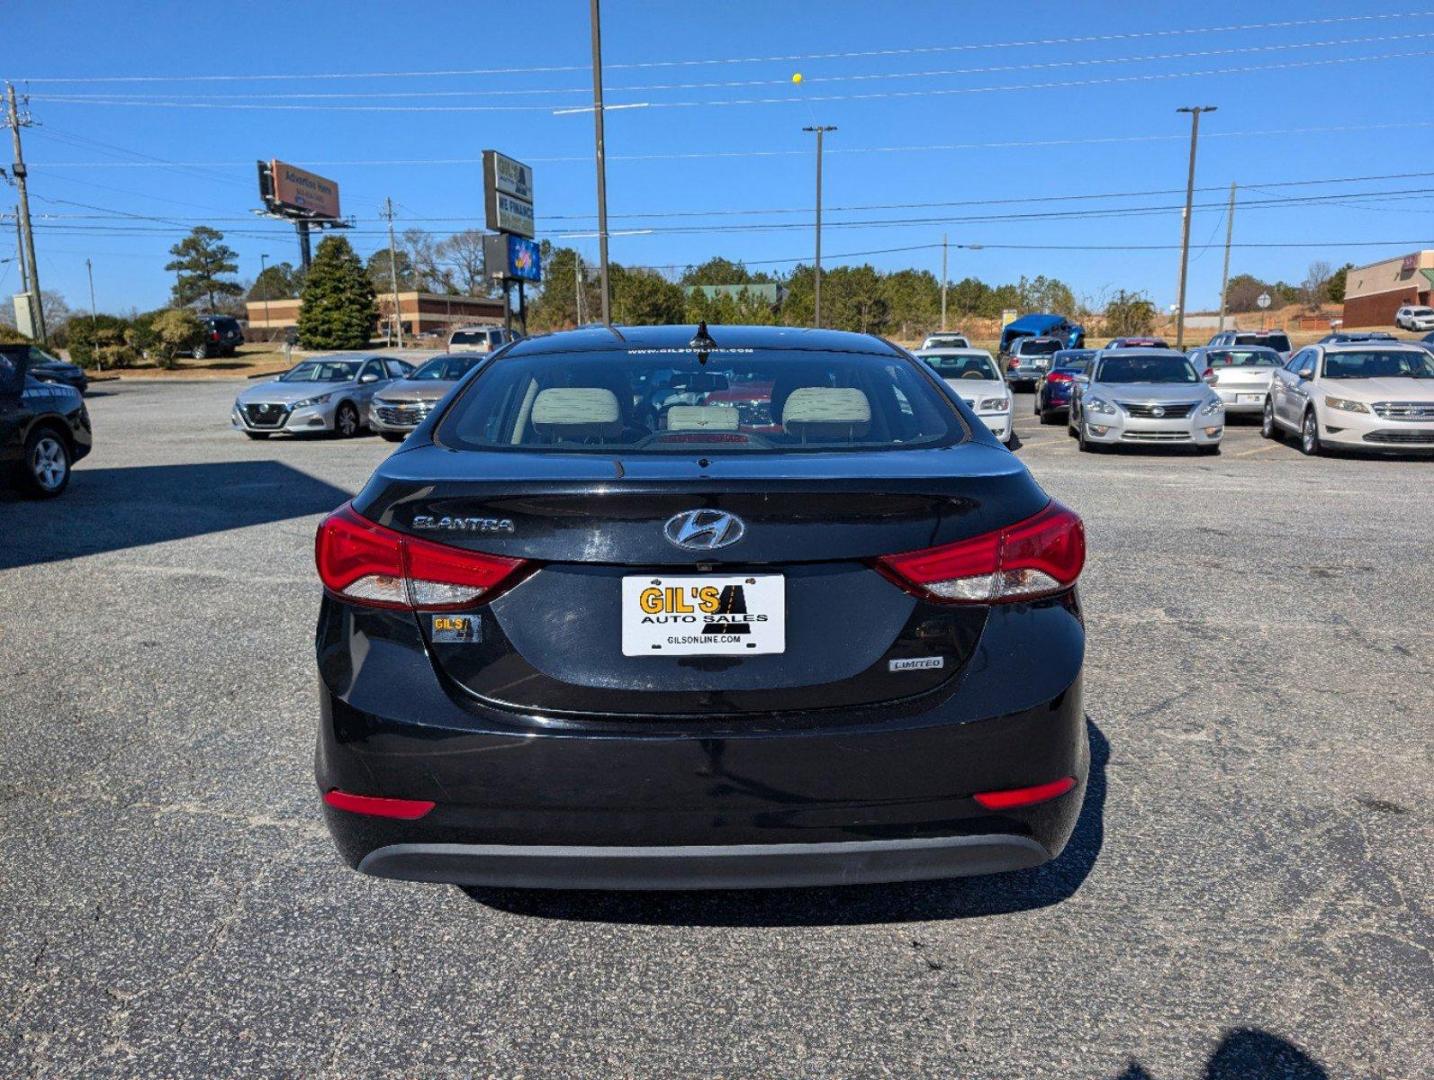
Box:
(1096, 354, 1199, 384)
(280, 361, 361, 383)
(922, 353, 999, 381)
(1054, 350, 1094, 365)
(1322, 349, 1434, 379)
(450, 330, 496, 347)
(438, 348, 965, 453)
(1017, 339, 1061, 355)
(411, 355, 485, 381)
(925, 334, 968, 346)
(1207, 349, 1280, 368)
(1235, 333, 1291, 351)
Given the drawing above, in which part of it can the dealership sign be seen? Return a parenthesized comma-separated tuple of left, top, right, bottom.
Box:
(483, 150, 535, 239)
(260, 160, 341, 220)
(484, 234, 542, 283)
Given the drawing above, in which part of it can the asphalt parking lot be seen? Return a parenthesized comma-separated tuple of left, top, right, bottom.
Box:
(2, 379, 1431, 1079)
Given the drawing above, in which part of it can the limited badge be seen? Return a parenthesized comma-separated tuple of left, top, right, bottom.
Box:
(889, 656, 944, 672)
(431, 614, 479, 644)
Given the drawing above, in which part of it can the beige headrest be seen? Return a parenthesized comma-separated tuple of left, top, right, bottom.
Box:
(530, 387, 622, 440)
(666, 405, 740, 432)
(782, 387, 871, 439)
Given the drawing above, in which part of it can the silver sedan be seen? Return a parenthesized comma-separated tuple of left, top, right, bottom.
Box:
(1186, 346, 1283, 415)
(369, 353, 490, 442)
(1069, 349, 1224, 454)
(231, 355, 413, 439)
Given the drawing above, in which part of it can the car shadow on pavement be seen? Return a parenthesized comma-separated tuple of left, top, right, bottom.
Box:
(1110, 1027, 1329, 1080)
(0, 460, 351, 570)
(465, 717, 1108, 927)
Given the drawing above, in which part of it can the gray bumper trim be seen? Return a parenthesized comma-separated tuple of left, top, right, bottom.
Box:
(356, 834, 1051, 891)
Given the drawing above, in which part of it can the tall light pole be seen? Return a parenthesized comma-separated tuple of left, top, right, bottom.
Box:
(6, 83, 45, 344)
(1174, 105, 1216, 349)
(259, 253, 273, 343)
(940, 233, 949, 331)
(803, 125, 837, 328)
(589, 0, 611, 325)
(85, 257, 97, 336)
(1217, 183, 1236, 332)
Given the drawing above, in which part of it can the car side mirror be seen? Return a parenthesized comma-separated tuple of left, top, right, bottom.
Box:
(1297, 368, 1314, 381)
(360, 372, 379, 384)
(1073, 375, 1089, 387)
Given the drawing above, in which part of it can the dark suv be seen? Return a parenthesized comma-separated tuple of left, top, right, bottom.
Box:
(0, 345, 93, 497)
(194, 315, 245, 359)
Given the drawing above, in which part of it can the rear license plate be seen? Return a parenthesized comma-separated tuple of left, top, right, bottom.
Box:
(1238, 393, 1262, 403)
(621, 574, 785, 656)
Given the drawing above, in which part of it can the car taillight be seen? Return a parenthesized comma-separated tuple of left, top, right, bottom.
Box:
(1202, 367, 1219, 384)
(875, 501, 1085, 604)
(210, 330, 220, 341)
(1047, 371, 1073, 383)
(314, 503, 527, 610)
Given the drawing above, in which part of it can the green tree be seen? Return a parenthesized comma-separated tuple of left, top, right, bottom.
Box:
(165, 227, 243, 312)
(1017, 275, 1077, 316)
(948, 277, 991, 319)
(367, 248, 417, 293)
(1327, 262, 1354, 304)
(66, 314, 133, 368)
(611, 267, 685, 325)
(1103, 290, 1157, 337)
(248, 261, 302, 302)
(297, 236, 378, 350)
(144, 309, 203, 369)
(680, 257, 770, 287)
(880, 269, 940, 339)
(683, 285, 781, 326)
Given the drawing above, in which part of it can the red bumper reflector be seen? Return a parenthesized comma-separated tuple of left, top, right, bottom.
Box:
(973, 776, 1076, 810)
(323, 789, 435, 820)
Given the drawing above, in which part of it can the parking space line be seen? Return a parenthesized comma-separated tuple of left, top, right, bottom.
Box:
(1231, 443, 1283, 458)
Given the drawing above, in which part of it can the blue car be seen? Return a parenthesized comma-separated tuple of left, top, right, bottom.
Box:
(1034, 350, 1095, 424)
(1000, 314, 1085, 356)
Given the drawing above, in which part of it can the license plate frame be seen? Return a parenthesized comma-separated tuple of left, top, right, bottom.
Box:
(621, 574, 785, 657)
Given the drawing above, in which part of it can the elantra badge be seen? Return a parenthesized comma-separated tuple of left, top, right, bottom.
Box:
(664, 509, 745, 551)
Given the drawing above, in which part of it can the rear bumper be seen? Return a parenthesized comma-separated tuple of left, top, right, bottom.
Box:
(315, 596, 1088, 889)
(358, 833, 1052, 890)
(1213, 387, 1270, 414)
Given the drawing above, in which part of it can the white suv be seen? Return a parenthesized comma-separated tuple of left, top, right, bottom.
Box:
(447, 326, 520, 353)
(1263, 342, 1434, 454)
(1395, 305, 1434, 331)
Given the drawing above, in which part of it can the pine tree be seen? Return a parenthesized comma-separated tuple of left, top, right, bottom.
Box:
(165, 227, 243, 312)
(297, 236, 378, 350)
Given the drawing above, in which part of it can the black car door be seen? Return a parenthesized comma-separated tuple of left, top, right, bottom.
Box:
(0, 346, 32, 465)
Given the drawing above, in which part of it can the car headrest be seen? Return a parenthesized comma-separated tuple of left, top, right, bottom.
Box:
(781, 387, 871, 440)
(666, 404, 740, 432)
(530, 387, 623, 440)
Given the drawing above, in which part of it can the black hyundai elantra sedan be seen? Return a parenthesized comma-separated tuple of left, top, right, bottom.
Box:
(314, 325, 1087, 890)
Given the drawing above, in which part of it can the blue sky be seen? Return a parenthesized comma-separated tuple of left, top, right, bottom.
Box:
(6, 0, 1433, 317)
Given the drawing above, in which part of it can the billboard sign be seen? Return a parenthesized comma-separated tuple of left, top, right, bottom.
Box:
(483, 149, 535, 238)
(484, 234, 542, 283)
(1402, 253, 1419, 273)
(264, 160, 341, 220)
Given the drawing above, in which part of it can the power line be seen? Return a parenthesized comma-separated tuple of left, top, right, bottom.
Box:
(12, 11, 1434, 82)
(26, 122, 1434, 170)
(28, 32, 1433, 101)
(24, 49, 1434, 112)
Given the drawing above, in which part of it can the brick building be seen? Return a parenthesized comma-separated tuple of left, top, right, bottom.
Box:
(1342, 251, 1434, 328)
(246, 291, 506, 341)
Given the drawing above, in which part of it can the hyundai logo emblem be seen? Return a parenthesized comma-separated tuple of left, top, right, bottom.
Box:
(663, 509, 746, 551)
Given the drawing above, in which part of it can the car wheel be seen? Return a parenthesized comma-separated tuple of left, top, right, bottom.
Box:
(381, 432, 406, 443)
(1261, 397, 1280, 440)
(1077, 423, 1099, 453)
(244, 432, 271, 441)
(1300, 408, 1323, 456)
(191, 343, 209, 360)
(334, 402, 360, 438)
(1039, 409, 1059, 425)
(20, 427, 71, 498)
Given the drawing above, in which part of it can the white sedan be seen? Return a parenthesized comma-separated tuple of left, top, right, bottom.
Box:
(1264, 341, 1434, 454)
(916, 348, 1014, 445)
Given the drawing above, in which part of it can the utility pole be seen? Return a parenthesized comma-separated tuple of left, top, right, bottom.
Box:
(11, 211, 28, 293)
(589, 0, 611, 325)
(6, 83, 45, 344)
(574, 251, 585, 325)
(1174, 105, 1216, 349)
(381, 198, 404, 347)
(85, 257, 97, 334)
(940, 233, 949, 331)
(803, 124, 837, 328)
(1217, 182, 1236, 332)
(259, 252, 273, 343)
